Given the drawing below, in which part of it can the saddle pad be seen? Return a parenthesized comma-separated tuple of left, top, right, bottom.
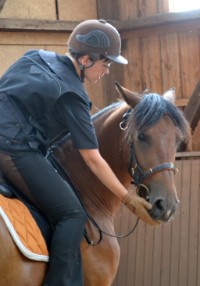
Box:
(0, 194, 49, 262)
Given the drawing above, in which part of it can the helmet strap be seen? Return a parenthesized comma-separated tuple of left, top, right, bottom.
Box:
(80, 65, 85, 82)
(77, 57, 96, 82)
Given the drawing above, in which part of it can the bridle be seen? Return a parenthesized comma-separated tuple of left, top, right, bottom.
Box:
(120, 109, 178, 201)
(128, 142, 177, 200)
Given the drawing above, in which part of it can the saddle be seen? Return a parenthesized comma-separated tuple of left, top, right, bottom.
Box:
(0, 175, 51, 262)
(0, 161, 94, 261)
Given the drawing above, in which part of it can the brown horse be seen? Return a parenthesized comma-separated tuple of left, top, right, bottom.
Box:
(0, 83, 190, 286)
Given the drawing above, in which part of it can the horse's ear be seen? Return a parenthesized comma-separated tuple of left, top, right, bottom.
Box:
(163, 88, 176, 104)
(115, 81, 142, 107)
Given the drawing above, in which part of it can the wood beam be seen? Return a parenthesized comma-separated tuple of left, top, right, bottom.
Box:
(113, 9, 200, 31)
(176, 151, 200, 158)
(1, 9, 200, 32)
(184, 80, 200, 132)
(0, 0, 6, 12)
(0, 18, 79, 32)
(175, 98, 189, 108)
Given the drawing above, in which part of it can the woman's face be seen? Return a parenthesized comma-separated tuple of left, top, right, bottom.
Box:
(80, 56, 112, 83)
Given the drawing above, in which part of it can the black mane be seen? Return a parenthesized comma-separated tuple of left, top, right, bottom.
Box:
(92, 93, 190, 148)
(92, 102, 122, 122)
(127, 93, 190, 144)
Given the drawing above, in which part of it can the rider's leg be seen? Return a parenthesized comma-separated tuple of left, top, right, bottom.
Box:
(0, 151, 88, 286)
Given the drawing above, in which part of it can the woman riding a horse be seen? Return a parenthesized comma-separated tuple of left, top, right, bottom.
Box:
(0, 19, 156, 286)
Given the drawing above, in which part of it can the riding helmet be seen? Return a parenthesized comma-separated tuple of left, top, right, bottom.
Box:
(67, 19, 128, 64)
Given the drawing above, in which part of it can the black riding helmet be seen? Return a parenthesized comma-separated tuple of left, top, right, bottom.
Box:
(67, 19, 128, 68)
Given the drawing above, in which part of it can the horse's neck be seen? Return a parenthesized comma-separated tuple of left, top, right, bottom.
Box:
(95, 104, 131, 187)
(54, 104, 131, 218)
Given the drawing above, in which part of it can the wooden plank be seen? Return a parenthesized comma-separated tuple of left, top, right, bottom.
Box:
(137, 0, 158, 17)
(113, 158, 200, 286)
(115, 207, 132, 286)
(157, 0, 170, 14)
(0, 31, 69, 45)
(178, 160, 191, 286)
(160, 33, 181, 96)
(183, 80, 200, 132)
(175, 98, 188, 107)
(0, 34, 68, 76)
(198, 162, 200, 286)
(142, 226, 154, 286)
(151, 227, 162, 286)
(0, 0, 6, 11)
(187, 160, 199, 286)
(170, 160, 182, 286)
(123, 37, 143, 92)
(178, 30, 200, 100)
(176, 151, 200, 158)
(114, 158, 200, 286)
(0, 18, 79, 32)
(192, 121, 200, 151)
(0, 0, 56, 20)
(115, 10, 200, 31)
(160, 223, 172, 286)
(141, 36, 162, 93)
(134, 221, 146, 286)
(117, 0, 138, 19)
(1, 10, 200, 32)
(57, 0, 97, 21)
(96, 0, 120, 19)
(124, 211, 138, 285)
(113, 206, 123, 286)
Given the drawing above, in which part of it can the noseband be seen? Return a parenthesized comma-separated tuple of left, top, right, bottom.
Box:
(120, 109, 178, 200)
(128, 143, 177, 198)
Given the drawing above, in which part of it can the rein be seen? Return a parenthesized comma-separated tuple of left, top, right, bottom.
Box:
(46, 148, 140, 246)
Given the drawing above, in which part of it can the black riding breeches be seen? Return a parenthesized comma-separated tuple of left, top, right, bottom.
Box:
(0, 151, 88, 286)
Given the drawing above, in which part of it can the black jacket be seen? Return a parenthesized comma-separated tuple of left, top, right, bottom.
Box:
(0, 50, 97, 152)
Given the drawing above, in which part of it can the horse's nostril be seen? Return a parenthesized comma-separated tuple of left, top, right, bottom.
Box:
(150, 196, 179, 221)
(154, 199, 166, 212)
(137, 184, 150, 201)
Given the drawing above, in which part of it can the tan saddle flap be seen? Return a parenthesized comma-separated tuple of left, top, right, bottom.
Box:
(0, 194, 49, 262)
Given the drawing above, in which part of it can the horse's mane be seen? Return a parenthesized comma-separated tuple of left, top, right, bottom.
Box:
(91, 93, 190, 147)
(127, 93, 190, 144)
(92, 102, 123, 122)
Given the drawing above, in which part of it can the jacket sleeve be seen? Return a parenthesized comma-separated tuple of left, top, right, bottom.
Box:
(54, 92, 98, 150)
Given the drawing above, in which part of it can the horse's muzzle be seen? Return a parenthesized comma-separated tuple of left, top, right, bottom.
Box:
(137, 183, 179, 222)
(149, 195, 180, 222)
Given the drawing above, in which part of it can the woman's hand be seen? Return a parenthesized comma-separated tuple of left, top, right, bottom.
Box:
(122, 190, 160, 226)
(79, 148, 160, 226)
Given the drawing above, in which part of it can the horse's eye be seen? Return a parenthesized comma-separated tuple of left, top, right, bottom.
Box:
(138, 132, 146, 141)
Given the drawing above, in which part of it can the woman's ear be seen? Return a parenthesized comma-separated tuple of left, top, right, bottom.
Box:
(79, 55, 94, 67)
(79, 55, 88, 65)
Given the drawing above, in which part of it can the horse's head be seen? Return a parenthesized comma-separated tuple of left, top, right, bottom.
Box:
(115, 82, 191, 222)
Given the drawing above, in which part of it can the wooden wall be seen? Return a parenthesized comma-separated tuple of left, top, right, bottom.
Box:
(97, 3, 200, 150)
(0, 0, 106, 109)
(0, 2, 200, 286)
(0, 0, 97, 20)
(1, 1, 200, 115)
(113, 153, 200, 286)
(96, 0, 170, 19)
(120, 19, 200, 107)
